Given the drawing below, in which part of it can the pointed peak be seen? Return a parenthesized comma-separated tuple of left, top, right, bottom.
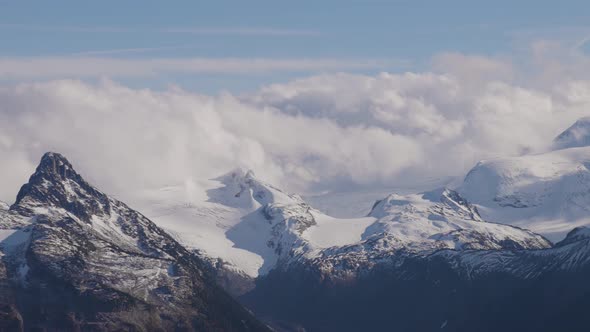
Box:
(40, 151, 71, 165)
(13, 152, 106, 218)
(209, 168, 302, 208)
(36, 152, 75, 178)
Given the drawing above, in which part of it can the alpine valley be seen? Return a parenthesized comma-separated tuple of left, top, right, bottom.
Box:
(3, 118, 590, 331)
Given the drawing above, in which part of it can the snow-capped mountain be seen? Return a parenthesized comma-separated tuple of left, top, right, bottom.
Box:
(459, 142, 590, 241)
(304, 117, 590, 244)
(235, 117, 590, 331)
(132, 168, 550, 283)
(288, 187, 550, 281)
(132, 168, 314, 279)
(0, 153, 269, 331)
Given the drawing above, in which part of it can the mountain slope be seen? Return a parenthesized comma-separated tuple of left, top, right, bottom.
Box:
(243, 224, 590, 332)
(553, 116, 590, 150)
(459, 145, 590, 241)
(285, 188, 550, 281)
(132, 168, 312, 279)
(0, 153, 269, 331)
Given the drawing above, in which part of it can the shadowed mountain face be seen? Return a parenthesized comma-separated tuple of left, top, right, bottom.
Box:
(0, 153, 270, 331)
(242, 226, 590, 332)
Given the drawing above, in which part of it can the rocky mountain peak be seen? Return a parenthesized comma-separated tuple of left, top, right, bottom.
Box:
(37, 152, 74, 176)
(0, 152, 270, 331)
(12, 152, 108, 219)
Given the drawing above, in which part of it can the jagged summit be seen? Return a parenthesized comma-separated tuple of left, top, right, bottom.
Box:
(210, 167, 303, 209)
(13, 152, 106, 218)
(553, 117, 590, 150)
(39, 151, 74, 171)
(25, 152, 79, 184)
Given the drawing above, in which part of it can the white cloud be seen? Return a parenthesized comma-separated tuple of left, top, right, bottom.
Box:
(2, 42, 590, 203)
(0, 79, 422, 202)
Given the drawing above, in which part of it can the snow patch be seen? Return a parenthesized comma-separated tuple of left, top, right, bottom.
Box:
(303, 211, 374, 248)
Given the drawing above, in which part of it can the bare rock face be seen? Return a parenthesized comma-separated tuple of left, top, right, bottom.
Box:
(0, 152, 270, 331)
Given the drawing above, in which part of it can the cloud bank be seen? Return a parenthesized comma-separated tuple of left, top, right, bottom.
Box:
(1, 43, 590, 203)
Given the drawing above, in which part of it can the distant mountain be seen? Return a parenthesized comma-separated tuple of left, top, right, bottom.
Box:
(128, 168, 569, 331)
(237, 118, 590, 332)
(133, 169, 549, 286)
(0, 153, 269, 331)
(553, 116, 590, 150)
(459, 142, 590, 241)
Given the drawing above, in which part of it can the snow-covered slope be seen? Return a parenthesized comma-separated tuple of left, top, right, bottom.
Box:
(459, 146, 590, 241)
(134, 169, 550, 279)
(435, 225, 590, 280)
(132, 169, 310, 277)
(297, 188, 550, 280)
(133, 169, 373, 277)
(553, 116, 590, 150)
(364, 188, 548, 251)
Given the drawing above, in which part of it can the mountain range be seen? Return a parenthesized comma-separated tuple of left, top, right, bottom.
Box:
(2, 118, 590, 331)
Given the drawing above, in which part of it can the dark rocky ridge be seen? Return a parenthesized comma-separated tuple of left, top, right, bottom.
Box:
(0, 152, 270, 331)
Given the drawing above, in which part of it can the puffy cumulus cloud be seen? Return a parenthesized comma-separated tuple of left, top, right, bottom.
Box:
(247, 72, 466, 142)
(243, 68, 590, 185)
(0, 79, 422, 202)
(2, 46, 590, 203)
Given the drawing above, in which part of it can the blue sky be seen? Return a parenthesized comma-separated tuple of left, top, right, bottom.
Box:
(1, 1, 589, 91)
